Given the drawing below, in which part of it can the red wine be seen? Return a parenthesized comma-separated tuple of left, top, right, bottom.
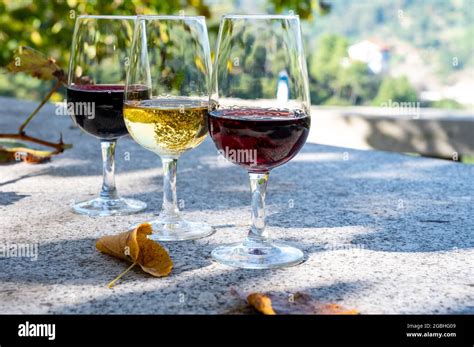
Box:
(67, 85, 148, 139)
(209, 108, 310, 172)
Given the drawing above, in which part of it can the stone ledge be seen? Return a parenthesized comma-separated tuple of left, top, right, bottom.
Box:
(309, 106, 474, 158)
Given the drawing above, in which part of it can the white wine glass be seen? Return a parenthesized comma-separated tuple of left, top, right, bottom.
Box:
(124, 15, 214, 241)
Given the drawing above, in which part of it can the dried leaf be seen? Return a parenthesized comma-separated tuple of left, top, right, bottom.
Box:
(0, 139, 55, 164)
(7, 46, 66, 83)
(96, 223, 173, 286)
(264, 292, 359, 315)
(230, 290, 359, 315)
(247, 293, 276, 315)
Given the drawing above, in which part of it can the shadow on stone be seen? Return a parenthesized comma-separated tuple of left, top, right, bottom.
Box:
(53, 269, 364, 314)
(0, 169, 51, 188)
(0, 237, 214, 286)
(0, 191, 30, 206)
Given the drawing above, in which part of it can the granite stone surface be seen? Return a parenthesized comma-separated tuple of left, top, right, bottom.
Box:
(0, 97, 473, 314)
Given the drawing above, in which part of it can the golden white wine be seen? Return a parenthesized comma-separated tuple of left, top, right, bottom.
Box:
(123, 98, 209, 157)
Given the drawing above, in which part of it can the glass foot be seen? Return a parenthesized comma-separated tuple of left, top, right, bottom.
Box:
(72, 196, 147, 217)
(211, 240, 304, 269)
(141, 217, 215, 241)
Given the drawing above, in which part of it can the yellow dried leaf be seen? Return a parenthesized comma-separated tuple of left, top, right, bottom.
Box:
(96, 223, 173, 286)
(247, 293, 276, 315)
(6, 46, 66, 83)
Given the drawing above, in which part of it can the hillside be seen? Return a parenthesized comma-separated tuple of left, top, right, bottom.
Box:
(301, 0, 474, 103)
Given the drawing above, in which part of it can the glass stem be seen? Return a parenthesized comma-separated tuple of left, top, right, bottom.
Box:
(160, 157, 180, 220)
(245, 172, 270, 246)
(100, 139, 118, 200)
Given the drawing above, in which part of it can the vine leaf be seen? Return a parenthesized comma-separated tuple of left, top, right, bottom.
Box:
(0, 139, 56, 164)
(1, 46, 71, 164)
(7, 46, 66, 83)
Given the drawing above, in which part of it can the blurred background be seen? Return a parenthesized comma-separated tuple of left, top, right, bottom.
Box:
(0, 0, 473, 160)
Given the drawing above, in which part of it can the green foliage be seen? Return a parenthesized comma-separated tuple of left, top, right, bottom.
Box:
(334, 62, 382, 105)
(0, 0, 325, 101)
(372, 76, 418, 106)
(0, 0, 212, 100)
(0, 72, 47, 99)
(308, 33, 347, 104)
(308, 34, 381, 106)
(323, 96, 353, 106)
(429, 98, 464, 110)
(0, 0, 212, 68)
(268, 0, 328, 19)
(309, 34, 348, 83)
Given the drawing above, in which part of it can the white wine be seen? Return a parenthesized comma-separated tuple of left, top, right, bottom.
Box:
(123, 98, 209, 157)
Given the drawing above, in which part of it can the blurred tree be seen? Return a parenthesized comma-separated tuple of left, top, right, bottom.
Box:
(308, 33, 381, 105)
(334, 62, 381, 105)
(0, 0, 211, 100)
(308, 33, 348, 104)
(268, 0, 331, 18)
(372, 76, 418, 105)
(0, 0, 211, 67)
(430, 98, 463, 109)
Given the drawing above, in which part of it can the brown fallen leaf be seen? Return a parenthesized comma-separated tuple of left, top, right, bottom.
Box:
(96, 223, 173, 288)
(230, 289, 359, 315)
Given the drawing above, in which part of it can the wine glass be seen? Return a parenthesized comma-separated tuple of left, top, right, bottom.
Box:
(67, 15, 147, 216)
(124, 15, 214, 241)
(209, 15, 311, 268)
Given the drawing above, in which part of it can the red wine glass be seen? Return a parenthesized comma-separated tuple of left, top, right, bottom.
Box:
(209, 15, 311, 268)
(67, 15, 146, 216)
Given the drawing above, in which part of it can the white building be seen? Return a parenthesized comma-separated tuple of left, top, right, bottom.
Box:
(348, 39, 390, 74)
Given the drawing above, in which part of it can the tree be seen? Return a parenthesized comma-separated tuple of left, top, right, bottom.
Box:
(308, 33, 348, 104)
(308, 33, 381, 105)
(372, 76, 418, 106)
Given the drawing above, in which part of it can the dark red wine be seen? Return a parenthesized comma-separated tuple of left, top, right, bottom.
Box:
(209, 108, 310, 172)
(67, 85, 147, 139)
